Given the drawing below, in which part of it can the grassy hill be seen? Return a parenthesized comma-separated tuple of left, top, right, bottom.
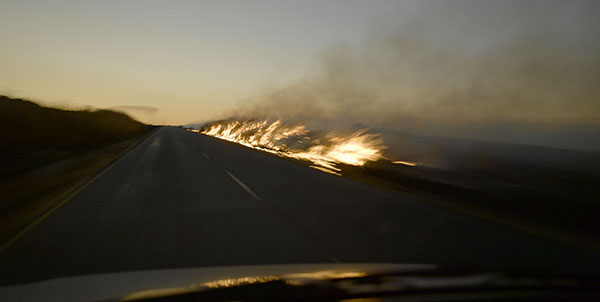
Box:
(0, 95, 152, 177)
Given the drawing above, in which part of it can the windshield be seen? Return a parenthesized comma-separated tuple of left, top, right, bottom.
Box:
(1, 0, 599, 300)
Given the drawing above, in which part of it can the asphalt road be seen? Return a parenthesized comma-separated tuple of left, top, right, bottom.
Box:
(1, 127, 597, 285)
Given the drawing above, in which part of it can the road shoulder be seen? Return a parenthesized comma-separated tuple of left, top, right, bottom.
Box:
(0, 128, 158, 250)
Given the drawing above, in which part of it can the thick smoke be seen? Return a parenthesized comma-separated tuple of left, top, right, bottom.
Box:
(226, 0, 600, 151)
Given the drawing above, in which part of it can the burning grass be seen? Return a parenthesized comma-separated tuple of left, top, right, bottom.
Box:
(199, 119, 392, 175)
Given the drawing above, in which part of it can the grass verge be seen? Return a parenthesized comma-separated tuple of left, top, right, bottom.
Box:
(0, 129, 156, 248)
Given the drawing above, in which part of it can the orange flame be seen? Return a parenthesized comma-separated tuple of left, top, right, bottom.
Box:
(200, 119, 386, 175)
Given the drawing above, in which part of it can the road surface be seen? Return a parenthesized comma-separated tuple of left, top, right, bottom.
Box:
(1, 127, 597, 285)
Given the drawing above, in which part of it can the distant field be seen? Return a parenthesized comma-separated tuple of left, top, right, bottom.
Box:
(345, 129, 600, 252)
(0, 96, 154, 245)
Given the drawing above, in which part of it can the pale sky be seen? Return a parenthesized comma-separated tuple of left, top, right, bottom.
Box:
(0, 0, 409, 124)
(1, 0, 599, 132)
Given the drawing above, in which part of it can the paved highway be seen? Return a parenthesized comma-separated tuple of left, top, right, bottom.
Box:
(1, 127, 597, 285)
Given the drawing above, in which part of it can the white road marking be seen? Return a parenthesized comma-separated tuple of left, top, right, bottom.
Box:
(225, 170, 262, 201)
(201, 152, 210, 160)
(150, 137, 162, 147)
(224, 169, 340, 263)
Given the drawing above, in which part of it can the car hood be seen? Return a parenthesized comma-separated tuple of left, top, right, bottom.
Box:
(0, 263, 435, 301)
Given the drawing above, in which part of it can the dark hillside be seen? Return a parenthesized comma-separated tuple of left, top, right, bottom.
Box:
(0, 95, 152, 177)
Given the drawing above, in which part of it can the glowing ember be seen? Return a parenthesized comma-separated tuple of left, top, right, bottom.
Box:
(392, 160, 417, 167)
(200, 119, 387, 175)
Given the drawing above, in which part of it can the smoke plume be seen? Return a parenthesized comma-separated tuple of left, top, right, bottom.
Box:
(224, 0, 600, 150)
